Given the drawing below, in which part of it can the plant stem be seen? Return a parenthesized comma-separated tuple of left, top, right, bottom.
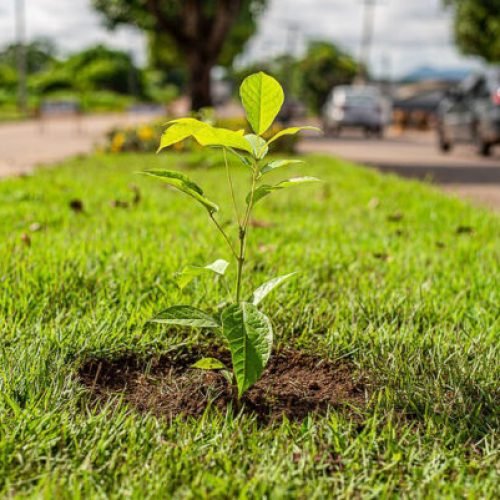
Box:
(209, 213, 238, 259)
(235, 159, 258, 303)
(223, 148, 241, 226)
(236, 227, 245, 303)
(231, 374, 240, 412)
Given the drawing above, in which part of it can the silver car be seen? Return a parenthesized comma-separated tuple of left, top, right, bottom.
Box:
(323, 85, 388, 137)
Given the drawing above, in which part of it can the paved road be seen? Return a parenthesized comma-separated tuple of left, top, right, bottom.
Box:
(0, 112, 163, 177)
(300, 129, 500, 211)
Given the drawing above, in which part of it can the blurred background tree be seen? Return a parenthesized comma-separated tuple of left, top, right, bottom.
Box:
(0, 39, 56, 74)
(444, 0, 500, 62)
(92, 0, 267, 110)
(298, 41, 359, 113)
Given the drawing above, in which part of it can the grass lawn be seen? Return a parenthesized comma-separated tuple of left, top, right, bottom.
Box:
(0, 152, 498, 497)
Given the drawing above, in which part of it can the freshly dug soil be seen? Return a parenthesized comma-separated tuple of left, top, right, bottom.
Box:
(79, 348, 365, 422)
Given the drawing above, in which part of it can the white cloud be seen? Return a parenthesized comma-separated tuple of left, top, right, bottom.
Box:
(0, 0, 147, 63)
(0, 0, 483, 76)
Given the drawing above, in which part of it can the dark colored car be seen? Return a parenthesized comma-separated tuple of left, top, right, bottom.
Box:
(437, 68, 500, 156)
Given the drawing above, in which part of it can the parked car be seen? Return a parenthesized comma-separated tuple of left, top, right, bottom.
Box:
(322, 85, 388, 137)
(437, 68, 500, 156)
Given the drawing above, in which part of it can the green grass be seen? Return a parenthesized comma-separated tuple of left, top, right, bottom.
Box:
(0, 152, 499, 498)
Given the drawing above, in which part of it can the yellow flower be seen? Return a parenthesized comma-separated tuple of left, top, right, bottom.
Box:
(111, 132, 126, 153)
(137, 125, 154, 142)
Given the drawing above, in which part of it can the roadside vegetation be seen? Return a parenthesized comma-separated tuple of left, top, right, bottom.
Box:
(0, 148, 498, 497)
(0, 42, 177, 119)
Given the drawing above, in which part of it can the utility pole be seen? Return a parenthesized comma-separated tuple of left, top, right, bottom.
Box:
(15, 0, 28, 114)
(358, 0, 382, 84)
(284, 22, 300, 96)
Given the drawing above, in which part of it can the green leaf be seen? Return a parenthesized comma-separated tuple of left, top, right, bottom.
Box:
(158, 119, 209, 151)
(192, 357, 227, 370)
(221, 302, 273, 397)
(177, 259, 229, 289)
(251, 273, 297, 306)
(159, 119, 253, 155)
(141, 169, 219, 214)
(267, 126, 321, 145)
(248, 176, 322, 205)
(244, 134, 269, 159)
(151, 305, 220, 328)
(260, 159, 304, 175)
(193, 126, 253, 154)
(240, 72, 284, 136)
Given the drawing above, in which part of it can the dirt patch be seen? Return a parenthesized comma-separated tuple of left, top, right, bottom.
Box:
(79, 348, 365, 422)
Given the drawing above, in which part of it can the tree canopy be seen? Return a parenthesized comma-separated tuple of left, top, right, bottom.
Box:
(445, 0, 500, 63)
(299, 42, 359, 113)
(92, 0, 267, 109)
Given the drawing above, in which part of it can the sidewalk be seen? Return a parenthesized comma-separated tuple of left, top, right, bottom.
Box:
(0, 112, 163, 177)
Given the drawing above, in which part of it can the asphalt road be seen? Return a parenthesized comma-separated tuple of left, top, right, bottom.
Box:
(299, 129, 500, 211)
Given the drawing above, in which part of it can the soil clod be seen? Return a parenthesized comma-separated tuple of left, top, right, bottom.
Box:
(79, 349, 365, 422)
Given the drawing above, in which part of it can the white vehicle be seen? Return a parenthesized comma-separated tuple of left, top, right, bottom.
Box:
(323, 85, 389, 137)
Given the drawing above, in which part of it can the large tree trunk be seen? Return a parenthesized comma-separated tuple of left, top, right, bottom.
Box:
(187, 49, 213, 111)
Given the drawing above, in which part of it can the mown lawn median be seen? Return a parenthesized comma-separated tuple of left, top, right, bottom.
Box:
(0, 152, 498, 497)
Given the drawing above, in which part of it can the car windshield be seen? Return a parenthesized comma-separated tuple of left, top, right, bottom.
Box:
(345, 94, 377, 107)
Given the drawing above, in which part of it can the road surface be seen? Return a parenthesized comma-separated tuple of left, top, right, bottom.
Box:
(300, 129, 500, 211)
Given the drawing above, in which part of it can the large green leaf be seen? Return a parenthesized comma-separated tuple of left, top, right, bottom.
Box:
(159, 119, 253, 155)
(141, 169, 219, 214)
(158, 119, 209, 151)
(151, 305, 220, 328)
(221, 302, 273, 397)
(239, 72, 284, 136)
(177, 259, 229, 289)
(267, 126, 321, 145)
(248, 176, 322, 205)
(260, 159, 304, 175)
(250, 273, 297, 306)
(193, 126, 253, 154)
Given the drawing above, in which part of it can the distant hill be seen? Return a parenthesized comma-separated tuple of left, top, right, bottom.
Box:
(401, 65, 473, 83)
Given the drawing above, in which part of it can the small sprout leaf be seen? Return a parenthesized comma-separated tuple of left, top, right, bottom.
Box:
(244, 134, 269, 159)
(248, 176, 322, 205)
(267, 126, 321, 145)
(192, 357, 227, 370)
(260, 159, 304, 175)
(204, 259, 230, 275)
(141, 169, 219, 214)
(151, 305, 220, 328)
(250, 272, 298, 306)
(177, 259, 229, 289)
(222, 302, 273, 397)
(240, 72, 284, 136)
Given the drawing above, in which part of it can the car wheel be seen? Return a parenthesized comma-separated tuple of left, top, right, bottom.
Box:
(438, 135, 451, 153)
(476, 137, 491, 156)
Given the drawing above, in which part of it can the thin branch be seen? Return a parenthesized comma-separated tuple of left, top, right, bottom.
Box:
(209, 213, 238, 260)
(223, 148, 241, 226)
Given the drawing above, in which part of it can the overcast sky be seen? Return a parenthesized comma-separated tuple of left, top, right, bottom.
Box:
(0, 0, 483, 78)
